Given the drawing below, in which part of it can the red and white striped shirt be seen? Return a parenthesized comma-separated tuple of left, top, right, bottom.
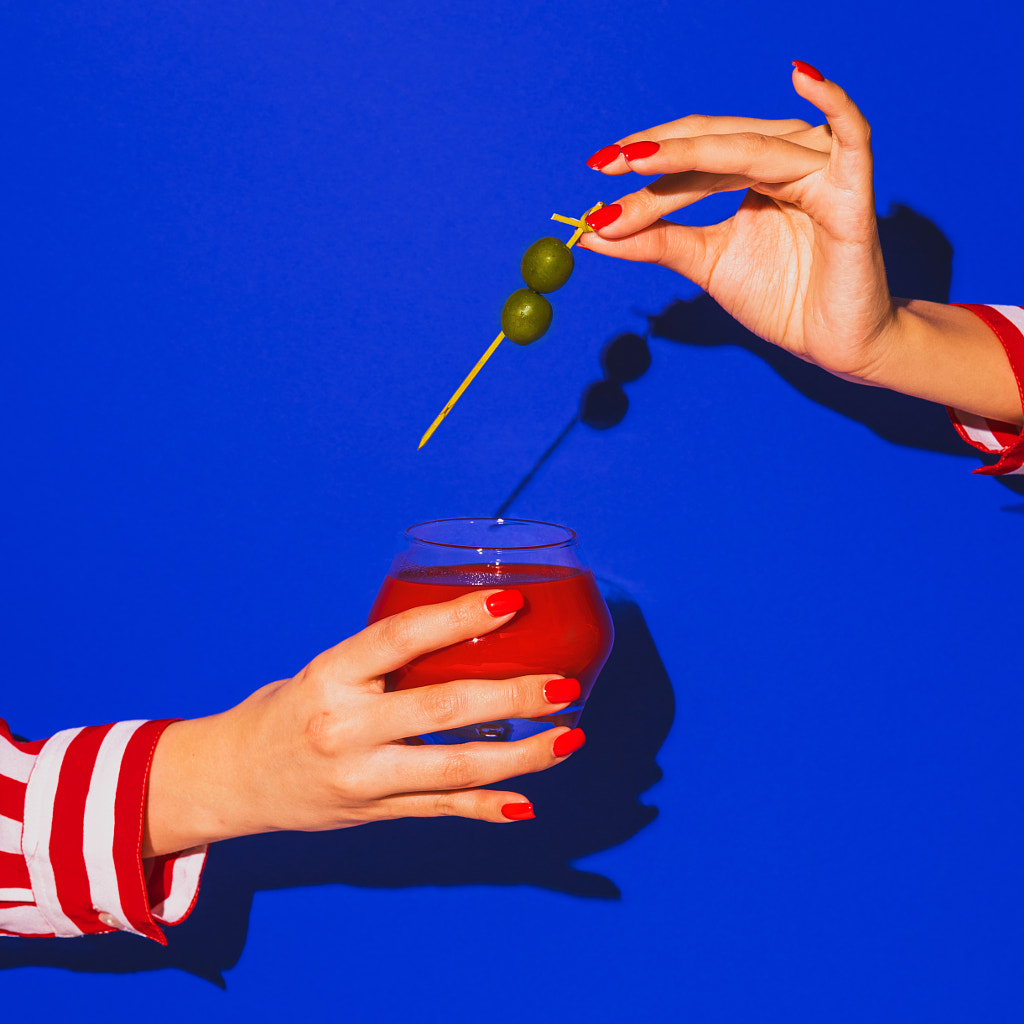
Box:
(0, 718, 205, 943)
(949, 304, 1024, 474)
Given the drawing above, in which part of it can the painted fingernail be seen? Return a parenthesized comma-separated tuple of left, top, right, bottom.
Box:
(621, 141, 660, 162)
(585, 204, 621, 231)
(485, 589, 524, 617)
(544, 678, 581, 704)
(502, 802, 535, 821)
(587, 144, 621, 170)
(792, 60, 825, 82)
(552, 727, 586, 758)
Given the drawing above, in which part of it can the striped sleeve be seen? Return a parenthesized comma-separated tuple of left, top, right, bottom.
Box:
(0, 718, 206, 944)
(948, 304, 1024, 476)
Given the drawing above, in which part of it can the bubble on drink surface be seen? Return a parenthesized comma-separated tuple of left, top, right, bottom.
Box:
(395, 564, 578, 586)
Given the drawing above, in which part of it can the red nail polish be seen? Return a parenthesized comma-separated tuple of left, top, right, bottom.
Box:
(585, 204, 621, 231)
(501, 802, 535, 821)
(552, 727, 586, 758)
(586, 144, 621, 170)
(486, 589, 524, 617)
(621, 141, 660, 162)
(544, 678, 581, 704)
(792, 60, 824, 82)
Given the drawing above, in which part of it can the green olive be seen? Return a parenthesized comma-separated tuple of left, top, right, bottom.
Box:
(520, 237, 574, 293)
(501, 288, 552, 345)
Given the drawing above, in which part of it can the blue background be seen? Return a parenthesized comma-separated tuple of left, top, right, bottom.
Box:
(3, 2, 1024, 1021)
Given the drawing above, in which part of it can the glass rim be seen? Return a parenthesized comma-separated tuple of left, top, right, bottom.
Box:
(402, 517, 578, 552)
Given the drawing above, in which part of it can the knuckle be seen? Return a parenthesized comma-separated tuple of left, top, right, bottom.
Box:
(371, 612, 413, 661)
(503, 678, 529, 713)
(304, 709, 337, 757)
(648, 223, 681, 268)
(440, 751, 476, 790)
(327, 769, 356, 804)
(630, 187, 664, 219)
(737, 131, 769, 155)
(510, 740, 545, 777)
(433, 793, 461, 817)
(742, 133, 774, 174)
(681, 113, 712, 135)
(335, 757, 380, 802)
(421, 686, 469, 727)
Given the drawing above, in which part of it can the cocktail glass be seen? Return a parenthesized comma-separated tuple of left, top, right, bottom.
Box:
(367, 517, 614, 745)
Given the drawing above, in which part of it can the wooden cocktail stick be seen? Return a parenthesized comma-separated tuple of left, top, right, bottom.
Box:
(417, 202, 605, 450)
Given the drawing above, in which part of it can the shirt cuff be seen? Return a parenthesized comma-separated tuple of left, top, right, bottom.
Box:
(22, 719, 207, 943)
(947, 303, 1024, 475)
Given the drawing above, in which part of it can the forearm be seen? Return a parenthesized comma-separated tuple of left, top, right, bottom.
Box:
(866, 300, 1022, 427)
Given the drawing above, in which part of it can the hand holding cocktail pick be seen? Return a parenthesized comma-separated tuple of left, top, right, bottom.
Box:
(417, 202, 606, 449)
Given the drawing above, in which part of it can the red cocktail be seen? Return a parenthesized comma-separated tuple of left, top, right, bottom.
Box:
(367, 518, 613, 744)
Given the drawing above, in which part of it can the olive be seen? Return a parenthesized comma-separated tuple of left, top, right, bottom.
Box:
(501, 288, 552, 345)
(520, 236, 574, 293)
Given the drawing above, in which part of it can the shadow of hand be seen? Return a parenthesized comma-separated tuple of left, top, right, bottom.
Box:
(649, 204, 1024, 494)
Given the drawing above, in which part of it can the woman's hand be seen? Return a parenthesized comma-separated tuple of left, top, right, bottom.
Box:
(143, 589, 583, 857)
(580, 63, 890, 381)
(579, 62, 1021, 426)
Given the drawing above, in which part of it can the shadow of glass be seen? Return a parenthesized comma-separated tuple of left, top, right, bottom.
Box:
(0, 582, 674, 986)
(649, 204, 1024, 496)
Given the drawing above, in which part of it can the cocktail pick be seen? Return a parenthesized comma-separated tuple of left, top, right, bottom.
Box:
(417, 202, 606, 450)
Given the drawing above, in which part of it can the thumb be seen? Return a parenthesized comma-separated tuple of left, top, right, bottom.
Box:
(578, 220, 712, 286)
(791, 61, 874, 191)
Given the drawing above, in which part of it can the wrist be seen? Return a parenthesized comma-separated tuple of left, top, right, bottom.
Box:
(143, 711, 246, 858)
(852, 297, 910, 387)
(872, 300, 1023, 426)
(820, 295, 901, 389)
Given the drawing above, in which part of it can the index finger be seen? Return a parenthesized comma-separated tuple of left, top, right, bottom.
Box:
(586, 133, 830, 241)
(591, 114, 814, 174)
(320, 589, 524, 680)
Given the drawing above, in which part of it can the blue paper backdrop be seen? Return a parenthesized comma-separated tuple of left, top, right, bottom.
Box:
(3, 2, 1023, 1021)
